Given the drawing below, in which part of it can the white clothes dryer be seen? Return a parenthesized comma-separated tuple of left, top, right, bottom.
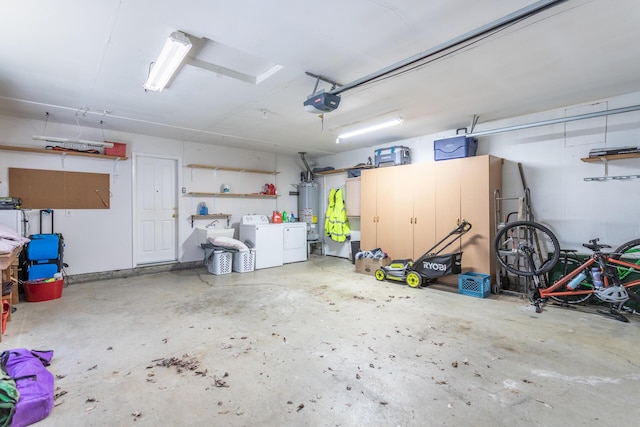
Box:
(283, 222, 308, 264)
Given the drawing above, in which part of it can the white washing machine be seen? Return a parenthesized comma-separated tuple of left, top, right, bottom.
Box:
(283, 222, 308, 264)
(239, 215, 284, 269)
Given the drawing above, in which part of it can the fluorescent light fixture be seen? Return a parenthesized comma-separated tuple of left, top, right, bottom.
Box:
(33, 135, 114, 148)
(143, 31, 192, 92)
(336, 118, 403, 144)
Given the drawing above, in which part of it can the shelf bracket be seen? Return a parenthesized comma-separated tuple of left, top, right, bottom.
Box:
(599, 157, 609, 177)
(584, 157, 608, 182)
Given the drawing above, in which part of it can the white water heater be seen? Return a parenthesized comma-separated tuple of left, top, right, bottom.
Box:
(298, 181, 320, 241)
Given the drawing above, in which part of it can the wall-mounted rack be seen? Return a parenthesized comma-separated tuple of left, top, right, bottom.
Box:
(581, 152, 640, 182)
(583, 174, 640, 182)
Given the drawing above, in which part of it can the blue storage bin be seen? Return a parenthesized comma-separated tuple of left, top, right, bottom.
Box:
(27, 262, 60, 281)
(27, 234, 60, 261)
(434, 136, 478, 161)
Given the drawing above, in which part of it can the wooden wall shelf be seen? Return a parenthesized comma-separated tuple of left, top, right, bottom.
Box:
(186, 192, 277, 199)
(314, 165, 374, 176)
(0, 144, 127, 160)
(186, 164, 278, 174)
(581, 153, 640, 162)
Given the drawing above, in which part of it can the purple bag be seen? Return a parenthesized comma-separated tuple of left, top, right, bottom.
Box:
(1, 349, 54, 427)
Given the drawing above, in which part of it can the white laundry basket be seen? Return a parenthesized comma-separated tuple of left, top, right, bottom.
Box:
(232, 249, 255, 273)
(207, 250, 233, 275)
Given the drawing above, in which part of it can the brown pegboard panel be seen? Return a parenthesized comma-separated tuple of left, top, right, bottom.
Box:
(8, 168, 110, 209)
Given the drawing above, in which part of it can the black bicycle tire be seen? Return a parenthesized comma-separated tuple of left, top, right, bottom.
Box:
(546, 255, 592, 304)
(493, 220, 560, 277)
(612, 238, 640, 260)
(611, 238, 640, 300)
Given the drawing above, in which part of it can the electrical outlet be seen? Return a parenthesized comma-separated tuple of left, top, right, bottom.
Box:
(65, 210, 72, 217)
(182, 187, 186, 194)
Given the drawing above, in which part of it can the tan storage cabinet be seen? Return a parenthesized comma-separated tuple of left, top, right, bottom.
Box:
(360, 155, 502, 283)
(345, 177, 361, 216)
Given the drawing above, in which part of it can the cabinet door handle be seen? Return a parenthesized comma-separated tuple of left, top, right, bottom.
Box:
(414, 217, 417, 224)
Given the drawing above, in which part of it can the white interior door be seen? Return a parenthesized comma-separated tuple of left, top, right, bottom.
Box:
(135, 155, 178, 265)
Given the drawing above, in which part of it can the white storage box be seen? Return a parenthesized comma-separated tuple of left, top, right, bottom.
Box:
(207, 250, 233, 275)
(233, 249, 256, 273)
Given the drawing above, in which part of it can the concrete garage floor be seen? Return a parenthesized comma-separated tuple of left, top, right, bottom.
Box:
(4, 255, 640, 426)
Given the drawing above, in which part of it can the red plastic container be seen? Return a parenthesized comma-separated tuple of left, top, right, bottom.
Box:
(23, 278, 64, 302)
(104, 142, 127, 157)
(2, 301, 9, 334)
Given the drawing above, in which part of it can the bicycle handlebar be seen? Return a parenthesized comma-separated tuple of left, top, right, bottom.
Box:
(582, 240, 612, 252)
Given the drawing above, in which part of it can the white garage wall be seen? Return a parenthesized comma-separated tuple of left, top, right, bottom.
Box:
(314, 91, 640, 252)
(2, 90, 639, 275)
(0, 116, 303, 275)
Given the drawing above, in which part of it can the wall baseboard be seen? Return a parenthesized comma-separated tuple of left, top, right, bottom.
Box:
(64, 261, 203, 285)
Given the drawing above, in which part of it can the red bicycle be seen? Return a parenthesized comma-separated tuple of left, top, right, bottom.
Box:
(493, 220, 640, 322)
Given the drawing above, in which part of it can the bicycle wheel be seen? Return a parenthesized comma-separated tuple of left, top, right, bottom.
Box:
(612, 239, 640, 305)
(546, 255, 592, 304)
(494, 221, 560, 277)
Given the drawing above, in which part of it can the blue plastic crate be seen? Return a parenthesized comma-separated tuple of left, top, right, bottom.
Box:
(458, 272, 491, 298)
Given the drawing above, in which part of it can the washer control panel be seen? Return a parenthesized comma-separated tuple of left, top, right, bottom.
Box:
(241, 214, 270, 225)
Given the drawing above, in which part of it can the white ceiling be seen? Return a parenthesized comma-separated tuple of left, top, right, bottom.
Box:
(1, 0, 639, 157)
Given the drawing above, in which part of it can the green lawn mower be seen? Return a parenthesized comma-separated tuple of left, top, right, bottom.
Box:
(375, 220, 472, 288)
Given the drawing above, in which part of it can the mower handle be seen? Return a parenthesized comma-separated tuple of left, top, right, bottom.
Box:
(456, 220, 472, 234)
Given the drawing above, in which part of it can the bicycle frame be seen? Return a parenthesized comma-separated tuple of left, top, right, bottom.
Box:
(540, 253, 640, 299)
(618, 247, 640, 280)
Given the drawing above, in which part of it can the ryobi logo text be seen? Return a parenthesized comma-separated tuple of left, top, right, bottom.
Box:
(423, 262, 447, 271)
